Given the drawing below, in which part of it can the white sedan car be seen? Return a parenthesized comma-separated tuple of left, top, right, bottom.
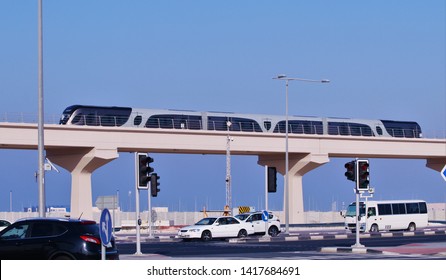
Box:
(235, 212, 281, 237)
(178, 216, 255, 241)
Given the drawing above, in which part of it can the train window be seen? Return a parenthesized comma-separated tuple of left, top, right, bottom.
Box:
(71, 114, 84, 125)
(145, 114, 202, 130)
(85, 114, 99, 126)
(208, 116, 262, 132)
(134, 116, 142, 126)
(101, 115, 120, 126)
(376, 126, 383, 135)
(328, 122, 374, 136)
(273, 120, 323, 134)
(263, 121, 272, 131)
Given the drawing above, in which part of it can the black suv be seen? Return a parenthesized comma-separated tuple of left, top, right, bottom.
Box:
(0, 217, 119, 260)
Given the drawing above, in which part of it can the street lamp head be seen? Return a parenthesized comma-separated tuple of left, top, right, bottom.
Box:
(321, 79, 330, 83)
(274, 74, 287, 79)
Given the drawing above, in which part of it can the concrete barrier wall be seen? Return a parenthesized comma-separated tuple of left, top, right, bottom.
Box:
(1, 204, 444, 226)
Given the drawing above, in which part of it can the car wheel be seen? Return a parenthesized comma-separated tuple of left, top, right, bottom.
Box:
(201, 230, 212, 241)
(268, 226, 279, 237)
(51, 254, 74, 260)
(237, 229, 248, 238)
(407, 222, 416, 232)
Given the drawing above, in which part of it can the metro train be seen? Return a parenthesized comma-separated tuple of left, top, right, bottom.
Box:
(59, 105, 423, 138)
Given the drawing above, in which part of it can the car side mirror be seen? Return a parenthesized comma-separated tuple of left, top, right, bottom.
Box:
(215, 222, 220, 226)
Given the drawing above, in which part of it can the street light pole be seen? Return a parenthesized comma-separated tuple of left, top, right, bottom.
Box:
(225, 120, 233, 215)
(273, 75, 330, 234)
(37, 0, 46, 217)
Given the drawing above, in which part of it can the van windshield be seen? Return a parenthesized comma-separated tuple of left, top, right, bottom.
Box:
(345, 203, 365, 217)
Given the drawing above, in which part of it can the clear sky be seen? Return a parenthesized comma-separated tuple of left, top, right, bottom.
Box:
(0, 1, 445, 213)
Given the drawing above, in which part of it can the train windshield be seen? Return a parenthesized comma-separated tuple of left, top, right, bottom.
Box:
(381, 120, 422, 138)
(61, 105, 132, 126)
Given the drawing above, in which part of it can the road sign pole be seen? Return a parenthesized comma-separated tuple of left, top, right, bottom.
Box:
(101, 243, 105, 260)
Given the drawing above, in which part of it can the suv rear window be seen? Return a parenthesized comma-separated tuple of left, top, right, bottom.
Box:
(77, 223, 99, 235)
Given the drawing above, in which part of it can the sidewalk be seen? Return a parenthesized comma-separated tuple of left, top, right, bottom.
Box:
(320, 242, 446, 256)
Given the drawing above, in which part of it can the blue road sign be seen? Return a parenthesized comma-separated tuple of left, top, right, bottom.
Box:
(100, 208, 112, 246)
(441, 165, 446, 182)
(262, 210, 269, 222)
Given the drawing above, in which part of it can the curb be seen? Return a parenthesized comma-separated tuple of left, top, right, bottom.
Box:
(228, 228, 446, 243)
(319, 246, 383, 254)
(117, 235, 180, 243)
(115, 228, 446, 243)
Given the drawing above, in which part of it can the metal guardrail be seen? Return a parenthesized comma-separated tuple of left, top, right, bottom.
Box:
(1, 112, 445, 139)
(1, 112, 60, 124)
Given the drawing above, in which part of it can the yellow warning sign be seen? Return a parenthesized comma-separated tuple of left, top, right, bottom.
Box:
(238, 206, 251, 214)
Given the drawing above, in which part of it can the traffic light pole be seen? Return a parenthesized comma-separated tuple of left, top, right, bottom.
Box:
(264, 165, 269, 238)
(352, 159, 364, 248)
(134, 153, 142, 255)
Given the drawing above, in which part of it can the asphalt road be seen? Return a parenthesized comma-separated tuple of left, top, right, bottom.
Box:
(117, 233, 446, 260)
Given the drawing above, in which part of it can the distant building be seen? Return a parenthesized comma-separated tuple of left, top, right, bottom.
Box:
(23, 206, 70, 213)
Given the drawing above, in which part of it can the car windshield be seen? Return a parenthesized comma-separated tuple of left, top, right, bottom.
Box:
(1, 224, 29, 239)
(195, 218, 217, 225)
(235, 214, 249, 221)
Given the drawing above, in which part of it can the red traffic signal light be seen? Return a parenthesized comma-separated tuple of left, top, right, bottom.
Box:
(137, 153, 154, 188)
(357, 160, 370, 191)
(267, 167, 277, 193)
(344, 161, 356, 181)
(150, 173, 160, 197)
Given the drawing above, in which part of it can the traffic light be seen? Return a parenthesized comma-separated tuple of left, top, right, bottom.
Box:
(267, 167, 277, 193)
(357, 160, 370, 191)
(150, 173, 160, 197)
(137, 153, 154, 189)
(344, 161, 356, 181)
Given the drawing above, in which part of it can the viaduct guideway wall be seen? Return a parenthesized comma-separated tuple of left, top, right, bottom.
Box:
(1, 123, 445, 221)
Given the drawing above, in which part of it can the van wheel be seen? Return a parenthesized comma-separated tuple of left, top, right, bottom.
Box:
(407, 223, 416, 232)
(370, 224, 379, 233)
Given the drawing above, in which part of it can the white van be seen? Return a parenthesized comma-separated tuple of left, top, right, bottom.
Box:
(344, 200, 428, 233)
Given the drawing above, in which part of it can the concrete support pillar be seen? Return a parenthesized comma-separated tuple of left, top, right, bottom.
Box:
(258, 153, 329, 224)
(46, 147, 119, 220)
(426, 158, 446, 172)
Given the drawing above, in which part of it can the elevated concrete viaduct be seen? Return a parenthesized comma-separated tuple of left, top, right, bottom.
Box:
(1, 122, 445, 222)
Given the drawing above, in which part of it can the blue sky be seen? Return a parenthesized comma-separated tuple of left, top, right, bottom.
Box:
(0, 1, 445, 212)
